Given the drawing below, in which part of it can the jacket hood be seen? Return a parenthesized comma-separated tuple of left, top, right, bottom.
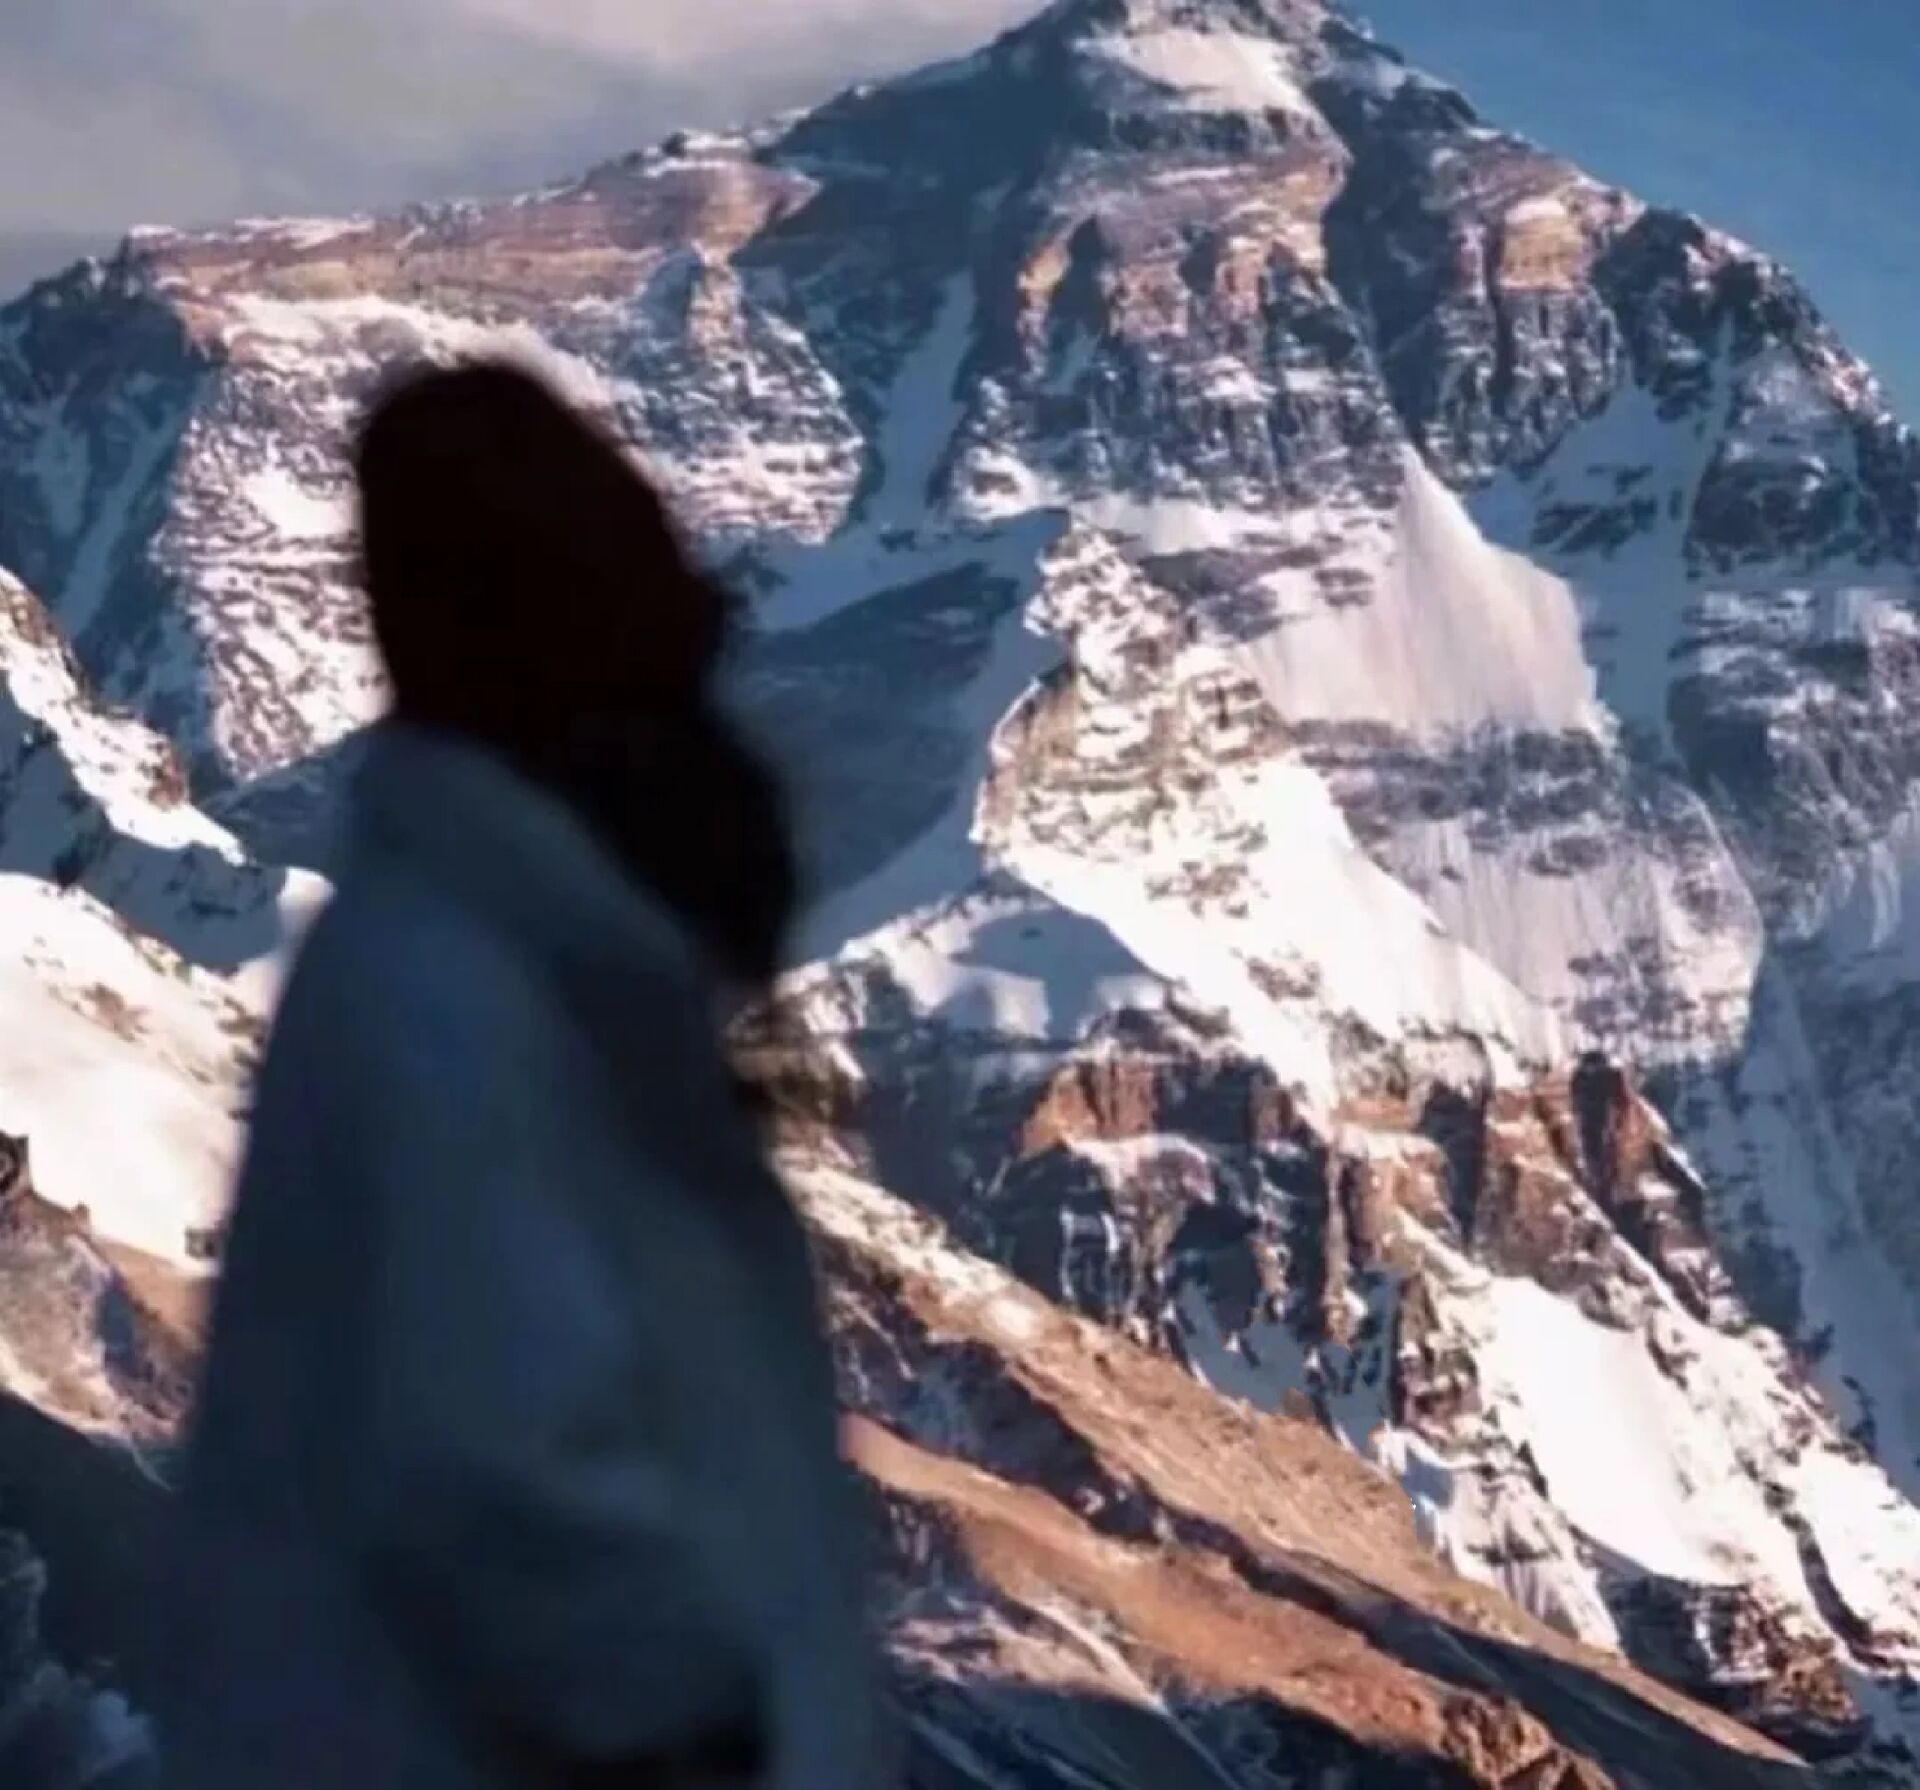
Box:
(348, 720, 703, 1012)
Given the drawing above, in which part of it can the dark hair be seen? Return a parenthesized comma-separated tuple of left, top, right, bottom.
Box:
(355, 361, 796, 990)
(356, 361, 724, 744)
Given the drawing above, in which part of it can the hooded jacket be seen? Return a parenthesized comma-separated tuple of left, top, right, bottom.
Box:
(160, 721, 882, 1789)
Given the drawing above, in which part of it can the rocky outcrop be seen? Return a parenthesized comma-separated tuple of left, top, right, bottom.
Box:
(808, 1161, 1807, 1789)
(0, 1134, 195, 1442)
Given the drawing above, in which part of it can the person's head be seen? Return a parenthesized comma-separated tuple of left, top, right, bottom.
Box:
(354, 360, 796, 991)
(356, 360, 724, 748)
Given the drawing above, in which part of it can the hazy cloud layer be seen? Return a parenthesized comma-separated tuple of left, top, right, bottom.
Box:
(15, 0, 1912, 428)
(0, 0, 1034, 291)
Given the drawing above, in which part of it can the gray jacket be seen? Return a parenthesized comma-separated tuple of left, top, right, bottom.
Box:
(160, 723, 882, 1789)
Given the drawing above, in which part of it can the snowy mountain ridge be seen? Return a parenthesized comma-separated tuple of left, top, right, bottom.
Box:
(0, 0, 1918, 1781)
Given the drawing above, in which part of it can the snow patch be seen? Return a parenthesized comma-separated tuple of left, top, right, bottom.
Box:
(1076, 495, 1285, 554)
(849, 884, 1171, 1043)
(1814, 790, 1920, 989)
(1472, 1278, 1804, 1597)
(1249, 451, 1601, 737)
(866, 276, 976, 530)
(1681, 984, 1920, 1502)
(1010, 756, 1560, 1101)
(29, 416, 91, 537)
(1084, 28, 1316, 118)
(223, 294, 632, 419)
(1381, 1429, 1625, 1648)
(226, 216, 374, 253)
(1392, 800, 1765, 1062)
(242, 465, 346, 543)
(1473, 362, 1728, 748)
(0, 878, 245, 1262)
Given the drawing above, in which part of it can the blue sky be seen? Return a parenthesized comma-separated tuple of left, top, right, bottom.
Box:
(0, 0, 1912, 419)
(1357, 0, 1920, 421)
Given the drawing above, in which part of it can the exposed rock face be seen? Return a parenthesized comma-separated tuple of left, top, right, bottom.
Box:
(0, 1140, 194, 1445)
(0, 0, 1919, 1778)
(809, 1160, 1805, 1789)
(764, 1002, 1918, 1766)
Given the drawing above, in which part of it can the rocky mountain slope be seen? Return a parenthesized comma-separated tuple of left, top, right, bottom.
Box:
(0, 0, 1918, 1781)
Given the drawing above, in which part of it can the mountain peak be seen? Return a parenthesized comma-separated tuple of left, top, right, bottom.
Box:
(9, 4, 1920, 1781)
(1031, 0, 1350, 68)
(1047, 0, 1337, 37)
(772, 0, 1421, 187)
(1008, 0, 1423, 135)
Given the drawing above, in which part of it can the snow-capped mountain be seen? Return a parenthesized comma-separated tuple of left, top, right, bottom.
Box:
(0, 584, 306, 1781)
(1, 0, 1919, 1781)
(0, 567, 313, 1264)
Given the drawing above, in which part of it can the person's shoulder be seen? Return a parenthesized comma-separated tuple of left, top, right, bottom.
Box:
(281, 852, 561, 1068)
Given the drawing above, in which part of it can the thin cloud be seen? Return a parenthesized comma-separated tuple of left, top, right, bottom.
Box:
(452, 0, 1034, 65)
(0, 0, 1038, 288)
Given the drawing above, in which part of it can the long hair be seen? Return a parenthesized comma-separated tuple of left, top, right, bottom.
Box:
(355, 361, 797, 992)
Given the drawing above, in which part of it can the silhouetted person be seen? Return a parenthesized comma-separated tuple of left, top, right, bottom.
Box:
(158, 364, 884, 1789)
